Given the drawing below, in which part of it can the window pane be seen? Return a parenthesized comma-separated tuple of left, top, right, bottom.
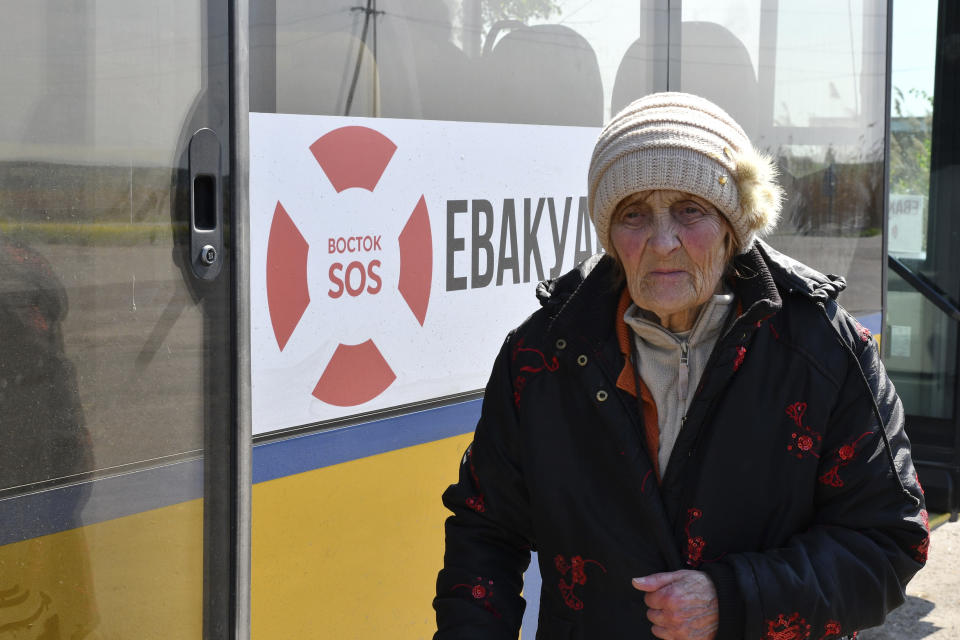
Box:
(885, 268, 956, 419)
(885, 0, 955, 421)
(680, 0, 888, 322)
(259, 0, 667, 124)
(0, 1, 222, 636)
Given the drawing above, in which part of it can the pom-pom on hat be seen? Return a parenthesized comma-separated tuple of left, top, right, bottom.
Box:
(588, 92, 783, 255)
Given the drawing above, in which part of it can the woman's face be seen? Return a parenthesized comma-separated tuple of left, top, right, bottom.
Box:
(610, 189, 733, 332)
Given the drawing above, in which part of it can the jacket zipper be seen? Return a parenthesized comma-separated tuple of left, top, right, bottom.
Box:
(681, 322, 747, 458)
(667, 320, 752, 530)
(678, 340, 689, 426)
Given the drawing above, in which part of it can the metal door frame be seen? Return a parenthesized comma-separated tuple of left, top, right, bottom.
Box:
(885, 0, 960, 520)
(201, 0, 251, 637)
(230, 0, 253, 637)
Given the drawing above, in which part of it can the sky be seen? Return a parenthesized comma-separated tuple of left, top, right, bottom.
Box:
(890, 0, 938, 116)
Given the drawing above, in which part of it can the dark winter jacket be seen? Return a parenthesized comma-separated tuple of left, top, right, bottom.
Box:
(0, 236, 91, 492)
(434, 241, 928, 640)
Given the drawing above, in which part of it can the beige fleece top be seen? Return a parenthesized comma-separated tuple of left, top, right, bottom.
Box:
(624, 290, 735, 475)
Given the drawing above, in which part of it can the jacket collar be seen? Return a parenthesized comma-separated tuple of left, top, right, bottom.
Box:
(624, 289, 735, 349)
(753, 239, 846, 302)
(728, 243, 782, 327)
(541, 254, 621, 347)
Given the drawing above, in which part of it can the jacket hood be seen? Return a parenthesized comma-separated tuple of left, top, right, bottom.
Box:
(753, 240, 846, 302)
(535, 253, 607, 308)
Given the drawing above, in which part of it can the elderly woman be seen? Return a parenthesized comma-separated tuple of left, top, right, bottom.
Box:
(434, 93, 928, 640)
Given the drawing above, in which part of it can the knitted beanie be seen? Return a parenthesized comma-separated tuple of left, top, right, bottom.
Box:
(588, 92, 782, 254)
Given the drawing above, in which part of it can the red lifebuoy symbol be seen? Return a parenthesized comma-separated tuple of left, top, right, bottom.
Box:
(265, 126, 433, 407)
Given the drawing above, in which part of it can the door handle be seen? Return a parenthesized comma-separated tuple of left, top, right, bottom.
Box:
(189, 128, 223, 280)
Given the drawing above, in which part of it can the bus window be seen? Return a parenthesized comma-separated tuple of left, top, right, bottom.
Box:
(678, 0, 888, 326)
(254, 0, 664, 124)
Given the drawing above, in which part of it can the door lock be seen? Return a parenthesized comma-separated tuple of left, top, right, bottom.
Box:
(188, 128, 222, 280)
(200, 244, 218, 266)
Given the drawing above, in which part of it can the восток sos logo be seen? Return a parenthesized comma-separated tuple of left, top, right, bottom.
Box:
(264, 126, 432, 408)
(251, 114, 599, 434)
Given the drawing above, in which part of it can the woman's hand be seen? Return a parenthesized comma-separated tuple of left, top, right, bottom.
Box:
(632, 570, 718, 640)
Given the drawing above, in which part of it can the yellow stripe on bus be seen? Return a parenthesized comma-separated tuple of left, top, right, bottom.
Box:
(252, 432, 472, 639)
(0, 431, 474, 639)
(0, 499, 202, 639)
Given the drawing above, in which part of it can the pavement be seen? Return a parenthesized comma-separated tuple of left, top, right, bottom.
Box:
(859, 515, 960, 639)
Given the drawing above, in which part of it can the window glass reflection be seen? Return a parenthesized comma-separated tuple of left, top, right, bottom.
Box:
(886, 268, 956, 420)
(0, 0, 212, 635)
(266, 0, 662, 124)
(884, 0, 955, 422)
(0, 1, 207, 488)
(888, 0, 935, 264)
(0, 238, 91, 492)
(680, 0, 887, 321)
(260, 0, 896, 322)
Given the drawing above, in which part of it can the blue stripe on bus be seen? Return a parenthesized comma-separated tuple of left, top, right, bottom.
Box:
(0, 399, 480, 546)
(252, 399, 481, 484)
(0, 458, 203, 547)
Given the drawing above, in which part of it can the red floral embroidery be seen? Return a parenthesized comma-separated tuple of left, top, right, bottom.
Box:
(764, 612, 811, 640)
(818, 431, 872, 488)
(3, 245, 54, 276)
(554, 554, 606, 610)
(817, 620, 843, 639)
(685, 508, 706, 567)
(786, 402, 806, 427)
(641, 469, 653, 494)
(26, 305, 49, 333)
(786, 402, 822, 460)
(733, 346, 747, 371)
(512, 339, 560, 373)
(512, 375, 527, 407)
(912, 509, 930, 563)
(511, 339, 559, 405)
(787, 402, 807, 427)
(452, 577, 500, 618)
(683, 507, 723, 567)
(818, 467, 841, 487)
(769, 323, 780, 340)
(6, 246, 28, 263)
(464, 448, 485, 512)
(853, 320, 872, 343)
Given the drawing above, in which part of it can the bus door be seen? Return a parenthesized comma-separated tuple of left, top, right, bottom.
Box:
(0, 1, 245, 638)
(886, 0, 960, 519)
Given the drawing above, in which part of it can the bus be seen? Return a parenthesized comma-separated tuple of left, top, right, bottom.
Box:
(1, 0, 957, 638)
